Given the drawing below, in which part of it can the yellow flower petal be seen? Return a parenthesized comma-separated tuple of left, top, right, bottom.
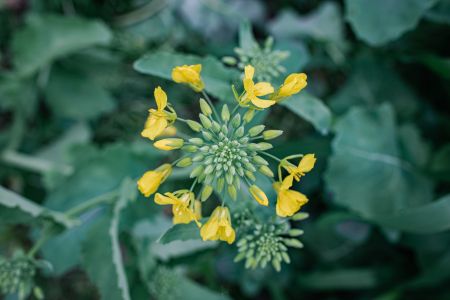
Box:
(244, 65, 255, 80)
(200, 206, 235, 243)
(276, 73, 307, 99)
(297, 154, 316, 173)
(154, 193, 176, 205)
(137, 164, 172, 197)
(254, 82, 274, 96)
(141, 117, 168, 140)
(154, 86, 167, 111)
(171, 64, 204, 92)
(250, 97, 276, 109)
(274, 182, 309, 217)
(153, 138, 184, 151)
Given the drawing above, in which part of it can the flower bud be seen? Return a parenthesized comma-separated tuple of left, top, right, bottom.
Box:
(245, 170, 256, 181)
(249, 125, 265, 137)
(154, 138, 184, 150)
(259, 165, 274, 177)
(188, 138, 203, 145)
(283, 238, 304, 248)
(249, 185, 269, 206)
(263, 130, 283, 140)
(288, 229, 304, 237)
(187, 120, 202, 132)
(292, 212, 309, 221)
(176, 157, 192, 167)
(217, 177, 225, 192)
(199, 113, 212, 129)
(243, 109, 255, 123)
(202, 131, 213, 141)
(182, 145, 198, 152)
(190, 165, 204, 178)
(257, 142, 273, 151)
(231, 113, 241, 128)
(253, 156, 269, 165)
(228, 185, 237, 200)
(212, 121, 221, 133)
(199, 98, 212, 116)
(201, 185, 214, 201)
(235, 126, 244, 138)
(221, 104, 230, 122)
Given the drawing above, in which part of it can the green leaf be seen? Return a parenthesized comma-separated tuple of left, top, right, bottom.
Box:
(0, 186, 76, 228)
(81, 178, 135, 300)
(11, 14, 112, 76)
(426, 0, 450, 24)
(372, 194, 450, 234)
(158, 222, 201, 244)
(299, 268, 378, 290)
(325, 103, 434, 222)
(345, 0, 439, 46)
(238, 21, 257, 51)
(419, 55, 450, 80)
(133, 52, 240, 102)
(45, 66, 116, 120)
(280, 92, 332, 135)
(269, 2, 345, 45)
(431, 144, 450, 180)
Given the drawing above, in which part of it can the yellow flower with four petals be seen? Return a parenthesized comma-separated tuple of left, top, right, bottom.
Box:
(172, 64, 205, 92)
(273, 175, 308, 217)
(155, 190, 201, 226)
(200, 206, 235, 244)
(241, 65, 275, 109)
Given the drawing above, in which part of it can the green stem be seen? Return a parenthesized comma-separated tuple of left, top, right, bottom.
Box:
(1, 150, 73, 175)
(189, 178, 198, 192)
(201, 90, 220, 120)
(65, 190, 118, 217)
(260, 151, 282, 162)
(27, 224, 52, 258)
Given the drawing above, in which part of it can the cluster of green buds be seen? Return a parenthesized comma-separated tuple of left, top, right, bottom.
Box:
(0, 254, 43, 299)
(224, 36, 289, 82)
(179, 98, 282, 202)
(234, 211, 309, 272)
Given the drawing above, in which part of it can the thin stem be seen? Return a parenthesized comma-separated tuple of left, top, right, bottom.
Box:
(231, 104, 240, 115)
(65, 190, 118, 217)
(1, 150, 73, 175)
(201, 90, 220, 120)
(189, 178, 198, 192)
(260, 151, 282, 162)
(27, 224, 52, 258)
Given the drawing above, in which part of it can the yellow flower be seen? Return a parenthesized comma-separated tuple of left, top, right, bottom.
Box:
(200, 206, 235, 244)
(273, 73, 307, 101)
(141, 87, 176, 140)
(154, 190, 201, 226)
(281, 153, 316, 181)
(274, 175, 308, 217)
(241, 65, 275, 109)
(249, 185, 269, 206)
(172, 64, 205, 92)
(137, 164, 172, 197)
(153, 138, 184, 151)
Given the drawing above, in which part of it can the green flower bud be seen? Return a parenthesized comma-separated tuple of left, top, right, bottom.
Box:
(176, 157, 192, 167)
(283, 238, 304, 249)
(192, 154, 204, 162)
(256, 142, 273, 151)
(292, 212, 309, 221)
(253, 156, 269, 165)
(199, 98, 212, 116)
(222, 56, 237, 65)
(199, 114, 212, 129)
(259, 165, 274, 177)
(190, 165, 204, 178)
(249, 125, 265, 137)
(201, 185, 213, 201)
(272, 259, 281, 272)
(282, 252, 291, 264)
(217, 177, 225, 192)
(188, 138, 204, 146)
(186, 120, 202, 132)
(231, 113, 241, 128)
(243, 109, 255, 123)
(245, 170, 256, 181)
(221, 104, 230, 122)
(247, 143, 259, 151)
(235, 126, 245, 138)
(204, 164, 215, 174)
(228, 185, 237, 200)
(202, 131, 213, 141)
(263, 130, 283, 140)
(212, 121, 221, 133)
(182, 145, 198, 152)
(288, 229, 304, 237)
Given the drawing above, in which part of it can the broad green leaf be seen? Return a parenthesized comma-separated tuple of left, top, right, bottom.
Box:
(133, 52, 240, 102)
(11, 14, 112, 76)
(158, 222, 201, 244)
(45, 66, 116, 120)
(82, 178, 135, 300)
(299, 269, 378, 290)
(152, 240, 218, 261)
(325, 104, 434, 222)
(269, 2, 345, 45)
(238, 21, 257, 51)
(373, 194, 450, 234)
(281, 92, 332, 135)
(431, 144, 450, 180)
(0, 186, 76, 228)
(345, 0, 439, 46)
(329, 55, 420, 119)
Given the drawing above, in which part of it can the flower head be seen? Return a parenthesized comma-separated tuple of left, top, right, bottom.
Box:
(200, 206, 235, 244)
(141, 87, 176, 140)
(154, 190, 201, 226)
(274, 175, 308, 217)
(273, 73, 307, 101)
(281, 154, 316, 181)
(241, 65, 275, 109)
(172, 64, 204, 92)
(137, 164, 172, 197)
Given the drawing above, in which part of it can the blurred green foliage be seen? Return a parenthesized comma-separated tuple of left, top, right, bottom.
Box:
(1, 0, 450, 299)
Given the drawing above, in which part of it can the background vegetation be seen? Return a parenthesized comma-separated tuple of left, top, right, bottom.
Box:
(1, 0, 450, 299)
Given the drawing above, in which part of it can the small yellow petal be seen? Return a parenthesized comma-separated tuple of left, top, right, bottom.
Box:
(244, 65, 255, 80)
(154, 193, 175, 205)
(141, 117, 168, 140)
(254, 82, 274, 96)
(154, 86, 167, 111)
(250, 97, 276, 109)
(297, 154, 316, 173)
